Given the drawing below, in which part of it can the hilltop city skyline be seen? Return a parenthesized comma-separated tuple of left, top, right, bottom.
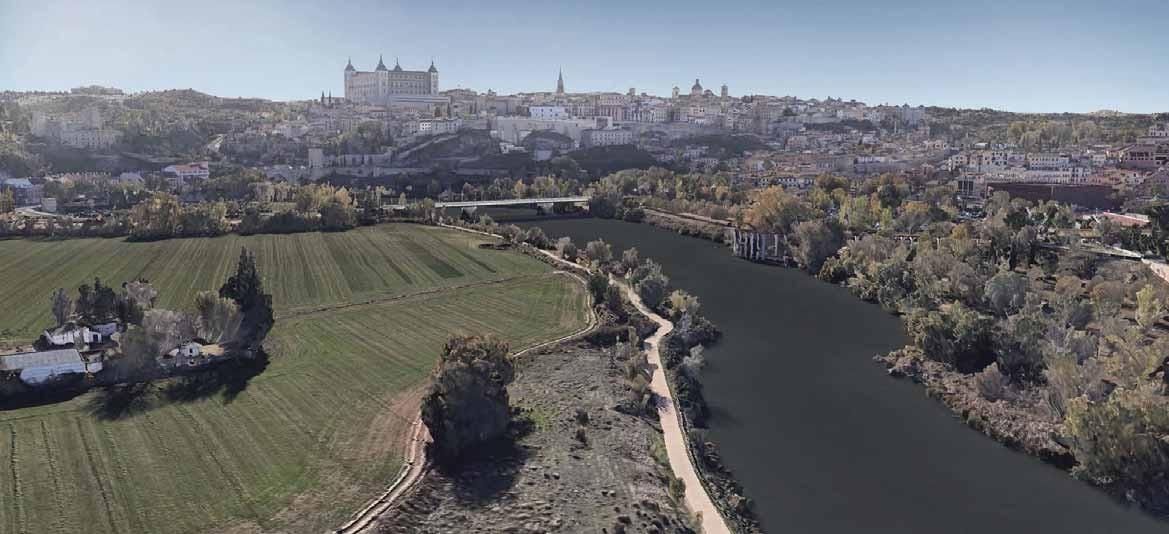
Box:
(2, 0, 1168, 113)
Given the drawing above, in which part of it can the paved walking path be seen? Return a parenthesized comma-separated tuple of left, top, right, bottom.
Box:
(438, 222, 731, 532)
(615, 279, 732, 534)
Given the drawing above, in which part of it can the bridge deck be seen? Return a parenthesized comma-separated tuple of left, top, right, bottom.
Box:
(388, 196, 589, 209)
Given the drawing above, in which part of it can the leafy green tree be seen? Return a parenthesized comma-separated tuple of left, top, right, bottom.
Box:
(1064, 386, 1169, 507)
(792, 218, 844, 274)
(91, 278, 119, 323)
(635, 270, 670, 312)
(984, 270, 1028, 317)
(75, 283, 93, 323)
(997, 310, 1048, 380)
(587, 272, 610, 305)
(556, 237, 578, 261)
(584, 239, 613, 266)
(907, 303, 996, 373)
(521, 226, 550, 248)
(744, 186, 809, 234)
(420, 335, 515, 466)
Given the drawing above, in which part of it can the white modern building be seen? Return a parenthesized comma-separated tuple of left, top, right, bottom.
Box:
(416, 118, 463, 135)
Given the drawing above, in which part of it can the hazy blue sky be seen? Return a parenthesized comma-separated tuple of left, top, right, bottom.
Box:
(1, 0, 1166, 112)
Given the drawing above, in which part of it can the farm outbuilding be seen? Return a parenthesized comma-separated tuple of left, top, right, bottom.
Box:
(0, 348, 102, 384)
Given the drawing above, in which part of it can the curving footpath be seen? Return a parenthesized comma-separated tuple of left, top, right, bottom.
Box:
(616, 279, 732, 534)
(335, 226, 600, 534)
(523, 231, 731, 533)
(386, 223, 727, 532)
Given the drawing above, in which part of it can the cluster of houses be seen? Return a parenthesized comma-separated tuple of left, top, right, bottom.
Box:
(0, 319, 223, 387)
(0, 322, 113, 385)
(944, 124, 1169, 192)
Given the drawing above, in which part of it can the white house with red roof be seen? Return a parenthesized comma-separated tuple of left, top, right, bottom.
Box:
(161, 161, 210, 189)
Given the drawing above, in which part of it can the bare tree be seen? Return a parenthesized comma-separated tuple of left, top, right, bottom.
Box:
(194, 291, 243, 343)
(50, 288, 72, 326)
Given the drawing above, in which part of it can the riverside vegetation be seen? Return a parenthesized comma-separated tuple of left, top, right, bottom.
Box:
(588, 167, 1169, 517)
(448, 214, 763, 531)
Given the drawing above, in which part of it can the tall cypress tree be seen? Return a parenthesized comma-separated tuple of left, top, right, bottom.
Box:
(219, 248, 273, 347)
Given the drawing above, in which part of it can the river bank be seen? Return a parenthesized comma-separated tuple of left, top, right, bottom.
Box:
(520, 216, 1167, 534)
(603, 204, 1169, 508)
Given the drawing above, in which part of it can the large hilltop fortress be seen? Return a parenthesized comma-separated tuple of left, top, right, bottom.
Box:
(343, 55, 448, 108)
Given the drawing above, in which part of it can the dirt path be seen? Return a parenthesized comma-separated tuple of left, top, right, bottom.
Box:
(524, 237, 731, 533)
(431, 223, 729, 530)
(334, 419, 429, 534)
(615, 279, 732, 534)
(332, 229, 598, 534)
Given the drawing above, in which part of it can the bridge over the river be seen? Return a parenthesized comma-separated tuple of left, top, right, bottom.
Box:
(388, 196, 590, 212)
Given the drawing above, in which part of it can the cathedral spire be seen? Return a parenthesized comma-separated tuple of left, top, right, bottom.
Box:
(556, 68, 565, 94)
(376, 54, 388, 71)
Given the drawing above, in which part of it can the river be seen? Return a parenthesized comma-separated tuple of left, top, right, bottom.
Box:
(511, 215, 1164, 534)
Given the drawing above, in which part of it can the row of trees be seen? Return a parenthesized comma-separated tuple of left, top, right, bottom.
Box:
(126, 184, 361, 240)
(48, 278, 160, 333)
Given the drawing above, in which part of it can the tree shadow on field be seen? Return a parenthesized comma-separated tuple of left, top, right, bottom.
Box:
(441, 418, 535, 507)
(86, 382, 157, 420)
(161, 349, 269, 405)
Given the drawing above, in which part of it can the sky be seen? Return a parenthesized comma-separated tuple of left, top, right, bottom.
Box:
(1, 0, 1166, 113)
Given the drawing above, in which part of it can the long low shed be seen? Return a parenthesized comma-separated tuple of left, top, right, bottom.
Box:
(0, 348, 101, 384)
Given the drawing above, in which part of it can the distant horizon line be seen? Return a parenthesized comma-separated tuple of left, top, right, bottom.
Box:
(3, 83, 1166, 116)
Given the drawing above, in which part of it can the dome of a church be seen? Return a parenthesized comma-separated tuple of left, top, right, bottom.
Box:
(428, 60, 438, 73)
(691, 79, 703, 93)
(344, 57, 355, 72)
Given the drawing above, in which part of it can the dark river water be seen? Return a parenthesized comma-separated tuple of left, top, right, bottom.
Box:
(507, 214, 1165, 534)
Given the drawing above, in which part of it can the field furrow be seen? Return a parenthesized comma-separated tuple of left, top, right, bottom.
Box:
(0, 224, 588, 534)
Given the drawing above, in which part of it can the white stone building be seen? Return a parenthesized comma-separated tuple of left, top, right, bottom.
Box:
(343, 56, 449, 109)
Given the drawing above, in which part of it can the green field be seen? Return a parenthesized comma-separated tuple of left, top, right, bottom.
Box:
(0, 224, 548, 344)
(0, 225, 590, 533)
